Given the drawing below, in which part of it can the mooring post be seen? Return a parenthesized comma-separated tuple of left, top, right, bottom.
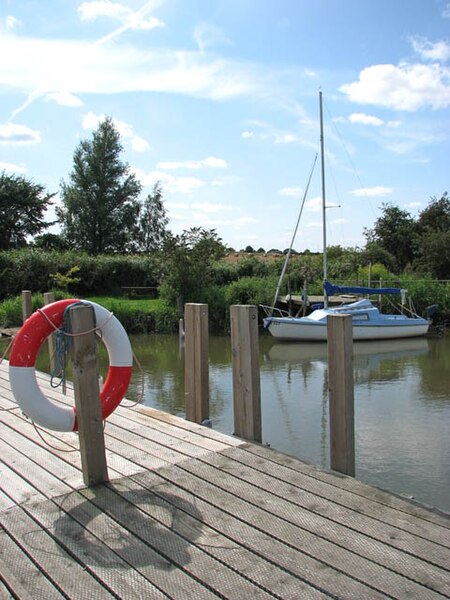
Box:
(230, 305, 262, 443)
(327, 314, 355, 476)
(69, 303, 108, 486)
(21, 290, 32, 323)
(44, 292, 56, 372)
(184, 303, 209, 424)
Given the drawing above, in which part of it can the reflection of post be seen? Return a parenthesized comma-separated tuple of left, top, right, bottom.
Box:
(21, 290, 32, 322)
(327, 314, 355, 476)
(69, 304, 108, 486)
(184, 303, 209, 424)
(230, 305, 262, 442)
(44, 292, 56, 372)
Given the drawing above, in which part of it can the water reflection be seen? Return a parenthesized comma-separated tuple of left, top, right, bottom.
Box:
(125, 332, 450, 513)
(3, 330, 448, 512)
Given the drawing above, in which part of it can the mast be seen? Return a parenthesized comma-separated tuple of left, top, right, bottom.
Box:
(319, 90, 328, 308)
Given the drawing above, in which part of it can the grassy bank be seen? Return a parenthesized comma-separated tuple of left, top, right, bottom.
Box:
(0, 294, 179, 334)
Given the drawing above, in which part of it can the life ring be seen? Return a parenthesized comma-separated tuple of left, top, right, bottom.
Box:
(9, 299, 133, 432)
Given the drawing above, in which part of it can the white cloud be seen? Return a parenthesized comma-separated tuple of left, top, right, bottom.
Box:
(157, 156, 228, 170)
(193, 22, 231, 53)
(305, 196, 322, 212)
(82, 111, 149, 152)
(78, 0, 164, 31)
(0, 161, 26, 173)
(352, 186, 393, 197)
(191, 202, 235, 213)
(349, 113, 384, 126)
(0, 123, 41, 145)
(45, 90, 83, 107)
(444, 3, 450, 18)
(0, 34, 262, 105)
(5, 15, 21, 30)
(241, 130, 254, 139)
(340, 63, 450, 111)
(279, 187, 303, 197)
(411, 38, 450, 62)
(135, 169, 206, 194)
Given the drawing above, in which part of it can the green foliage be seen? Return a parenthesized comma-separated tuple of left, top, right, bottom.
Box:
(364, 203, 418, 271)
(0, 291, 68, 327)
(0, 171, 55, 250)
(0, 249, 161, 299)
(49, 266, 81, 292)
(85, 297, 178, 334)
(160, 228, 226, 308)
(225, 276, 276, 307)
(58, 117, 142, 254)
(357, 263, 394, 284)
(138, 182, 169, 252)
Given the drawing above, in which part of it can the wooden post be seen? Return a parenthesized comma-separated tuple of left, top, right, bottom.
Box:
(327, 314, 355, 476)
(230, 305, 262, 442)
(184, 303, 209, 424)
(21, 290, 32, 323)
(69, 304, 108, 486)
(44, 292, 56, 372)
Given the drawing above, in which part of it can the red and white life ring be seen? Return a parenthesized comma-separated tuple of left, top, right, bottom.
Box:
(9, 299, 133, 432)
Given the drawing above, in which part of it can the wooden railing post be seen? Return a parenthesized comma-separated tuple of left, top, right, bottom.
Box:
(327, 314, 355, 476)
(230, 305, 262, 443)
(184, 303, 209, 424)
(69, 304, 108, 486)
(21, 290, 32, 323)
(44, 292, 56, 372)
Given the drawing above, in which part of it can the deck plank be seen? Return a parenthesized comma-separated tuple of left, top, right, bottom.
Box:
(0, 359, 449, 599)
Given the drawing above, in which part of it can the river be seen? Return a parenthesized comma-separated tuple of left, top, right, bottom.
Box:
(124, 331, 450, 514)
(2, 329, 449, 513)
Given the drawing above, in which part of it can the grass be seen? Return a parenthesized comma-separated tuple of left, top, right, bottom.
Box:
(0, 294, 179, 334)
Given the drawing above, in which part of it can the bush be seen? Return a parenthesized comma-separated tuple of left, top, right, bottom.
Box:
(0, 249, 162, 299)
(225, 276, 276, 307)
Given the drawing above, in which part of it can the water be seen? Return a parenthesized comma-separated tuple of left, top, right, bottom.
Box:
(2, 330, 449, 512)
(125, 332, 450, 513)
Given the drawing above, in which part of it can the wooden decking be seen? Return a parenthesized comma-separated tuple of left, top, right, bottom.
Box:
(0, 360, 449, 599)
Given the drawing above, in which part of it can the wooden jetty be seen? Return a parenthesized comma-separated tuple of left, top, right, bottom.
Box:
(1, 360, 449, 599)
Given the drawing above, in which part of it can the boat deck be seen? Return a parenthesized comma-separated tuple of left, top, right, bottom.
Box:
(1, 360, 449, 599)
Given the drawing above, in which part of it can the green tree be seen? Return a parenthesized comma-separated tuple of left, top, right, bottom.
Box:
(57, 117, 142, 254)
(415, 193, 450, 278)
(32, 233, 69, 251)
(138, 182, 169, 252)
(364, 203, 418, 271)
(417, 192, 450, 233)
(0, 171, 55, 250)
(160, 228, 226, 309)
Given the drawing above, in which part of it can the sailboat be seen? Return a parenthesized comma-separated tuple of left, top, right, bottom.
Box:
(263, 92, 429, 342)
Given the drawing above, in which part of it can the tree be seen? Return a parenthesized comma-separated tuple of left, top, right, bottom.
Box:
(417, 192, 450, 233)
(415, 193, 450, 278)
(0, 171, 55, 250)
(138, 182, 169, 252)
(160, 228, 226, 308)
(364, 203, 418, 271)
(33, 233, 69, 251)
(57, 117, 142, 254)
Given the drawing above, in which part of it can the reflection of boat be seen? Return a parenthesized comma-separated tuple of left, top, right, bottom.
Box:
(262, 92, 429, 342)
(265, 337, 429, 365)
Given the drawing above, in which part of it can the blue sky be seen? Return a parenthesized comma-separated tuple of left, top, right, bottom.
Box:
(1, 0, 449, 251)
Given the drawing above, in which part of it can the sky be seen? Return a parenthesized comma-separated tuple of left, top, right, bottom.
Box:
(1, 0, 450, 252)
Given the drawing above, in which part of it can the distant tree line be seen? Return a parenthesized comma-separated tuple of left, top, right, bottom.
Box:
(0, 116, 449, 311)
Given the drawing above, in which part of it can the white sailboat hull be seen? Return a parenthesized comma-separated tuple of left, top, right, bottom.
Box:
(263, 299, 429, 341)
(265, 317, 429, 341)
